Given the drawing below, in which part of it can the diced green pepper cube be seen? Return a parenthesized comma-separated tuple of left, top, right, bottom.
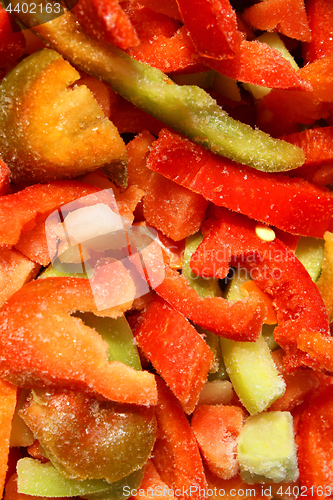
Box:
(238, 412, 299, 484)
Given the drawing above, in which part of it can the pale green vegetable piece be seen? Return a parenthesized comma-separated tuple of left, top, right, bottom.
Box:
(220, 335, 285, 414)
(222, 269, 284, 414)
(17, 458, 143, 499)
(76, 313, 142, 370)
(182, 232, 222, 298)
(295, 236, 325, 282)
(238, 412, 299, 484)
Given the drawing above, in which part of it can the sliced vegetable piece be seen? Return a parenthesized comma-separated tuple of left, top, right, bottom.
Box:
(297, 386, 333, 499)
(238, 412, 299, 484)
(0, 6, 26, 67)
(20, 389, 156, 482)
(242, 33, 299, 100)
(143, 173, 208, 241)
(0, 277, 157, 406)
(75, 313, 142, 370)
(123, 4, 205, 74)
(316, 231, 333, 321)
(131, 460, 176, 499)
(282, 126, 333, 185)
(0, 379, 17, 498)
(257, 56, 333, 136)
(0, 248, 40, 309)
(147, 129, 333, 238)
(191, 405, 244, 479)
(182, 232, 222, 298)
(221, 335, 285, 415)
(135, 296, 214, 414)
(12, 9, 306, 172)
(205, 39, 306, 89)
(242, 0, 311, 42)
(191, 207, 330, 371)
(0, 181, 99, 247)
(154, 264, 266, 342)
(152, 377, 208, 500)
(0, 159, 10, 196)
(175, 0, 241, 59)
(17, 458, 144, 499)
(0, 49, 127, 184)
(70, 0, 140, 50)
(269, 349, 319, 412)
(304, 0, 333, 63)
(295, 236, 324, 282)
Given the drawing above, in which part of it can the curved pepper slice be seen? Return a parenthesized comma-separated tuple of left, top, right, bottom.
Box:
(0, 181, 99, 247)
(0, 160, 10, 197)
(297, 386, 333, 499)
(190, 207, 330, 372)
(147, 129, 333, 238)
(0, 276, 157, 406)
(12, 8, 305, 172)
(154, 263, 266, 342)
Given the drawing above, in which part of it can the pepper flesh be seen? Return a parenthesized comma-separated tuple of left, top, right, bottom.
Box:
(11, 7, 305, 173)
(147, 129, 333, 238)
(190, 207, 330, 372)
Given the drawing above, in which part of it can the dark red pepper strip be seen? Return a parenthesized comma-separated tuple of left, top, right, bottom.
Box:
(190, 207, 330, 372)
(154, 263, 266, 342)
(147, 129, 333, 238)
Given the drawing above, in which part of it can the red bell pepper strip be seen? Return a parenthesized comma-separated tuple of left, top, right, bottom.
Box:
(135, 296, 214, 414)
(147, 129, 333, 238)
(0, 6, 26, 68)
(175, 0, 241, 60)
(303, 0, 333, 63)
(0, 379, 17, 499)
(123, 3, 206, 74)
(71, 0, 140, 50)
(281, 126, 333, 185)
(143, 172, 208, 241)
(0, 160, 10, 196)
(297, 386, 333, 499)
(242, 0, 311, 43)
(135, 0, 181, 20)
(132, 460, 176, 500)
(190, 207, 330, 372)
(0, 181, 100, 247)
(0, 248, 40, 309)
(127, 25, 207, 74)
(257, 56, 333, 136)
(269, 349, 320, 412)
(152, 376, 208, 500)
(191, 405, 245, 479)
(204, 40, 307, 89)
(154, 263, 266, 342)
(0, 276, 157, 406)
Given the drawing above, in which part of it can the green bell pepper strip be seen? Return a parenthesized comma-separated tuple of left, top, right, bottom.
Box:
(17, 458, 144, 499)
(12, 6, 305, 172)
